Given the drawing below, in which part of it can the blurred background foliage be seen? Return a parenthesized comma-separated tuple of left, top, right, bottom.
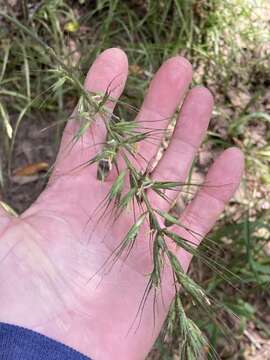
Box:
(0, 0, 269, 358)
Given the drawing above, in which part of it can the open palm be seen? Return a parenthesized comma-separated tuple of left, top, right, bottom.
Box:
(0, 48, 243, 360)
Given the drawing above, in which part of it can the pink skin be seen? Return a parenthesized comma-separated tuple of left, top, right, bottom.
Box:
(0, 48, 244, 360)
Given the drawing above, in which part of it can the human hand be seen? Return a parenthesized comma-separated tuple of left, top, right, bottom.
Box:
(0, 48, 244, 360)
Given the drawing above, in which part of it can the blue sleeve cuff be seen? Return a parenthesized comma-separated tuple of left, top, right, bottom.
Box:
(0, 323, 92, 359)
